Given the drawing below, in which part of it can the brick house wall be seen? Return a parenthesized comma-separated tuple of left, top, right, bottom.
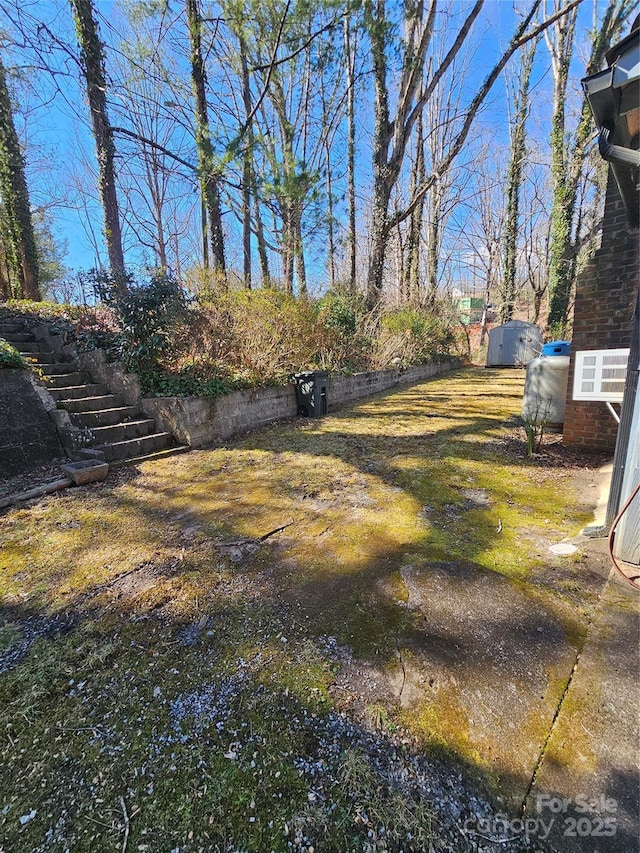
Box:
(563, 172, 640, 451)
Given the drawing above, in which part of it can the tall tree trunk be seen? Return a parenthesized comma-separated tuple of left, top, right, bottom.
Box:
(319, 69, 336, 291)
(533, 273, 545, 323)
(367, 185, 392, 305)
(501, 39, 536, 323)
(0, 54, 41, 300)
(239, 32, 253, 289)
(0, 230, 12, 299)
(325, 149, 336, 290)
(70, 0, 125, 291)
(404, 111, 425, 304)
(280, 205, 294, 293)
(364, 0, 395, 306)
(186, 0, 226, 285)
(545, 2, 576, 329)
(344, 7, 357, 294)
(293, 204, 307, 297)
(425, 180, 442, 306)
(145, 151, 168, 270)
(200, 197, 209, 268)
(254, 191, 271, 286)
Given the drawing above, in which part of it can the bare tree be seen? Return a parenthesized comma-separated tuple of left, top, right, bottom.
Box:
(344, 2, 358, 293)
(106, 1, 205, 278)
(364, 0, 581, 307)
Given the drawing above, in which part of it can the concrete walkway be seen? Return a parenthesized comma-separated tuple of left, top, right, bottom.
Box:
(516, 460, 640, 853)
(271, 371, 640, 851)
(524, 544, 640, 853)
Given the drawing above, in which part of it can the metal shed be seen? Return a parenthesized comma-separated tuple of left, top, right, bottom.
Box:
(486, 321, 542, 367)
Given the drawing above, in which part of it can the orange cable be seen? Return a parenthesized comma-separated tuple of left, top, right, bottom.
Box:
(608, 481, 640, 590)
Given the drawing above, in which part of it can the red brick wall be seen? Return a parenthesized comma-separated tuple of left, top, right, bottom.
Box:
(563, 172, 640, 451)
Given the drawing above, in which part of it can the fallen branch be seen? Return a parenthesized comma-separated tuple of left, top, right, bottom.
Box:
(258, 520, 295, 541)
(0, 478, 72, 510)
(119, 796, 130, 853)
(218, 520, 295, 548)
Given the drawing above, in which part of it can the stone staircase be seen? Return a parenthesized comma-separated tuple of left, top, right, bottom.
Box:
(1, 317, 180, 463)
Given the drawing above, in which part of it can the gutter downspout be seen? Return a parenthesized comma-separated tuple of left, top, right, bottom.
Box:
(597, 126, 640, 228)
(598, 126, 640, 168)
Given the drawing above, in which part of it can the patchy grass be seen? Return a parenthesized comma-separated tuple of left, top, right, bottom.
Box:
(0, 368, 608, 850)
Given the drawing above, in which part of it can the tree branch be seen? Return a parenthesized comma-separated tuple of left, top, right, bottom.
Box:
(250, 13, 345, 73)
(110, 126, 197, 172)
(393, 0, 484, 174)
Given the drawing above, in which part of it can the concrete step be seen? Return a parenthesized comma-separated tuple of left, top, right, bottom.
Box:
(57, 394, 120, 413)
(0, 320, 28, 334)
(49, 384, 108, 401)
(40, 361, 78, 376)
(89, 419, 157, 443)
(38, 361, 80, 375)
(15, 342, 41, 354)
(93, 432, 172, 462)
(110, 444, 190, 467)
(72, 406, 142, 428)
(1, 331, 36, 343)
(44, 372, 88, 389)
(29, 351, 62, 364)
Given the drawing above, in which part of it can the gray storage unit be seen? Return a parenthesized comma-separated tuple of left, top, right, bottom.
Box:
(486, 321, 542, 367)
(522, 355, 570, 430)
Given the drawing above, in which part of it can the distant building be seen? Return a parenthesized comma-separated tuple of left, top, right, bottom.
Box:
(451, 296, 484, 325)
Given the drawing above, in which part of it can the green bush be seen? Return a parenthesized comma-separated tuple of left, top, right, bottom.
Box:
(91, 269, 188, 372)
(318, 292, 367, 336)
(137, 356, 251, 399)
(193, 289, 325, 383)
(2, 281, 461, 397)
(0, 338, 29, 369)
(315, 292, 373, 372)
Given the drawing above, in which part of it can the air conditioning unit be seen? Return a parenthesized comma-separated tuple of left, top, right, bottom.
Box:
(572, 349, 630, 402)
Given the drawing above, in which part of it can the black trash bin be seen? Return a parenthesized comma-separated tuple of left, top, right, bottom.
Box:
(293, 371, 328, 418)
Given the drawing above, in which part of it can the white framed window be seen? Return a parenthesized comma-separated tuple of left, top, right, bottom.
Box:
(572, 349, 630, 402)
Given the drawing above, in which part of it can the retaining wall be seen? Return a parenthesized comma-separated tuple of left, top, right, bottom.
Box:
(77, 349, 141, 405)
(0, 370, 63, 477)
(141, 361, 455, 448)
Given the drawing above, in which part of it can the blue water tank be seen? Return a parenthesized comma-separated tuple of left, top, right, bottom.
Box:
(542, 340, 571, 357)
